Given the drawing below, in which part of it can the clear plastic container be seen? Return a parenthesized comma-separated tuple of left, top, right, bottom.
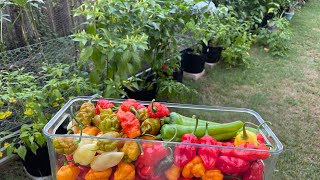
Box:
(44, 97, 283, 180)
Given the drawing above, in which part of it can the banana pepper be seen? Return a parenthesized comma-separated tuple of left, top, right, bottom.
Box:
(73, 143, 98, 166)
(114, 161, 135, 180)
(90, 151, 124, 171)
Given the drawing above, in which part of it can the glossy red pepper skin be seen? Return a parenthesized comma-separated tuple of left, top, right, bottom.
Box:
(233, 142, 270, 161)
(136, 143, 170, 179)
(242, 160, 264, 180)
(198, 136, 219, 170)
(147, 101, 169, 118)
(217, 141, 235, 157)
(116, 108, 141, 138)
(95, 99, 114, 114)
(256, 133, 265, 144)
(174, 134, 199, 167)
(120, 99, 139, 112)
(216, 156, 250, 175)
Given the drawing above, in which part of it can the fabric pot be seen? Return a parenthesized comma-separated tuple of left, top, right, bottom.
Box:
(181, 49, 205, 74)
(173, 68, 183, 83)
(284, 12, 294, 21)
(206, 46, 223, 63)
(21, 145, 51, 177)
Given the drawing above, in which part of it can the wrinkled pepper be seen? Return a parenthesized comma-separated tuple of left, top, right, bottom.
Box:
(56, 164, 80, 180)
(53, 137, 78, 155)
(95, 99, 114, 114)
(114, 161, 135, 180)
(182, 156, 206, 178)
(161, 121, 244, 142)
(216, 141, 235, 157)
(233, 142, 270, 161)
(165, 164, 182, 180)
(174, 117, 199, 167)
(96, 132, 122, 152)
(83, 126, 100, 136)
(120, 99, 139, 113)
(92, 115, 102, 126)
(147, 99, 169, 118)
(202, 169, 223, 180)
(76, 102, 96, 126)
(234, 123, 259, 146)
(198, 122, 219, 170)
(135, 142, 170, 179)
(90, 151, 124, 171)
(137, 107, 149, 122)
(99, 108, 117, 121)
(140, 118, 161, 135)
(116, 108, 141, 138)
(257, 133, 265, 144)
(73, 143, 98, 166)
(120, 141, 140, 163)
(215, 156, 250, 175)
(85, 168, 112, 180)
(242, 160, 264, 180)
(99, 116, 121, 133)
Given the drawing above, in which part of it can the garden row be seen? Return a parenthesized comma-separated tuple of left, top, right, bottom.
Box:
(0, 0, 304, 178)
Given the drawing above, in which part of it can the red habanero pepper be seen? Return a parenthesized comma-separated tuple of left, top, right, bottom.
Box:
(233, 142, 270, 161)
(120, 99, 139, 112)
(198, 122, 219, 170)
(217, 141, 235, 157)
(174, 116, 199, 167)
(215, 156, 250, 175)
(95, 99, 114, 114)
(242, 160, 264, 180)
(136, 142, 170, 179)
(256, 133, 265, 144)
(116, 108, 141, 138)
(147, 99, 169, 118)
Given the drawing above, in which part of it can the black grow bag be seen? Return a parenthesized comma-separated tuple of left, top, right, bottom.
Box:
(206, 46, 223, 63)
(21, 145, 51, 177)
(181, 49, 205, 74)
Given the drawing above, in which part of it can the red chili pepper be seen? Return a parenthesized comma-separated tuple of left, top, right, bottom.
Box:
(217, 141, 235, 157)
(233, 142, 270, 161)
(120, 99, 139, 112)
(116, 108, 141, 138)
(198, 122, 219, 170)
(174, 116, 199, 167)
(136, 142, 170, 179)
(95, 99, 114, 114)
(242, 160, 264, 180)
(256, 133, 264, 144)
(216, 156, 250, 175)
(147, 99, 169, 118)
(137, 104, 146, 110)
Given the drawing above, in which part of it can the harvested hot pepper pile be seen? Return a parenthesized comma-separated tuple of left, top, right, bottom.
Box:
(53, 98, 272, 180)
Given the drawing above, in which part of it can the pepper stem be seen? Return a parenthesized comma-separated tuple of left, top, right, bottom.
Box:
(88, 93, 101, 103)
(191, 115, 198, 135)
(242, 122, 249, 140)
(205, 122, 209, 136)
(70, 107, 84, 144)
(130, 106, 139, 118)
(151, 99, 158, 113)
(137, 141, 144, 155)
(168, 127, 178, 142)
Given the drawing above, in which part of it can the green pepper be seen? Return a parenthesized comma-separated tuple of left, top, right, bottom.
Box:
(163, 112, 220, 126)
(99, 117, 121, 133)
(141, 118, 161, 135)
(137, 108, 149, 122)
(160, 121, 244, 141)
(96, 132, 122, 152)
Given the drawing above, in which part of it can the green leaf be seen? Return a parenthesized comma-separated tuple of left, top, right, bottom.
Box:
(6, 145, 14, 157)
(17, 146, 27, 160)
(80, 46, 93, 62)
(29, 143, 38, 154)
(86, 25, 96, 35)
(12, 0, 28, 7)
(89, 71, 100, 84)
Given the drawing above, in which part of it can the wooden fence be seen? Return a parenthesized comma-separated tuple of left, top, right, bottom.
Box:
(1, 0, 84, 51)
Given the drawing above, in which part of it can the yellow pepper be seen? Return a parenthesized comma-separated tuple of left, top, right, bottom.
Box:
(85, 168, 112, 180)
(53, 137, 78, 155)
(234, 123, 258, 146)
(56, 164, 80, 180)
(114, 161, 135, 180)
(90, 151, 124, 171)
(76, 102, 96, 126)
(182, 156, 206, 178)
(202, 169, 223, 180)
(73, 144, 97, 166)
(165, 164, 182, 180)
(120, 141, 140, 163)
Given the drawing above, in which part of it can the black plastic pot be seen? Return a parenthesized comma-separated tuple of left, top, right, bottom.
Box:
(21, 145, 51, 177)
(172, 68, 183, 83)
(181, 49, 205, 74)
(206, 46, 223, 63)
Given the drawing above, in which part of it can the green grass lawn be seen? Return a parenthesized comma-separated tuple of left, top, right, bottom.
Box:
(185, 0, 320, 179)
